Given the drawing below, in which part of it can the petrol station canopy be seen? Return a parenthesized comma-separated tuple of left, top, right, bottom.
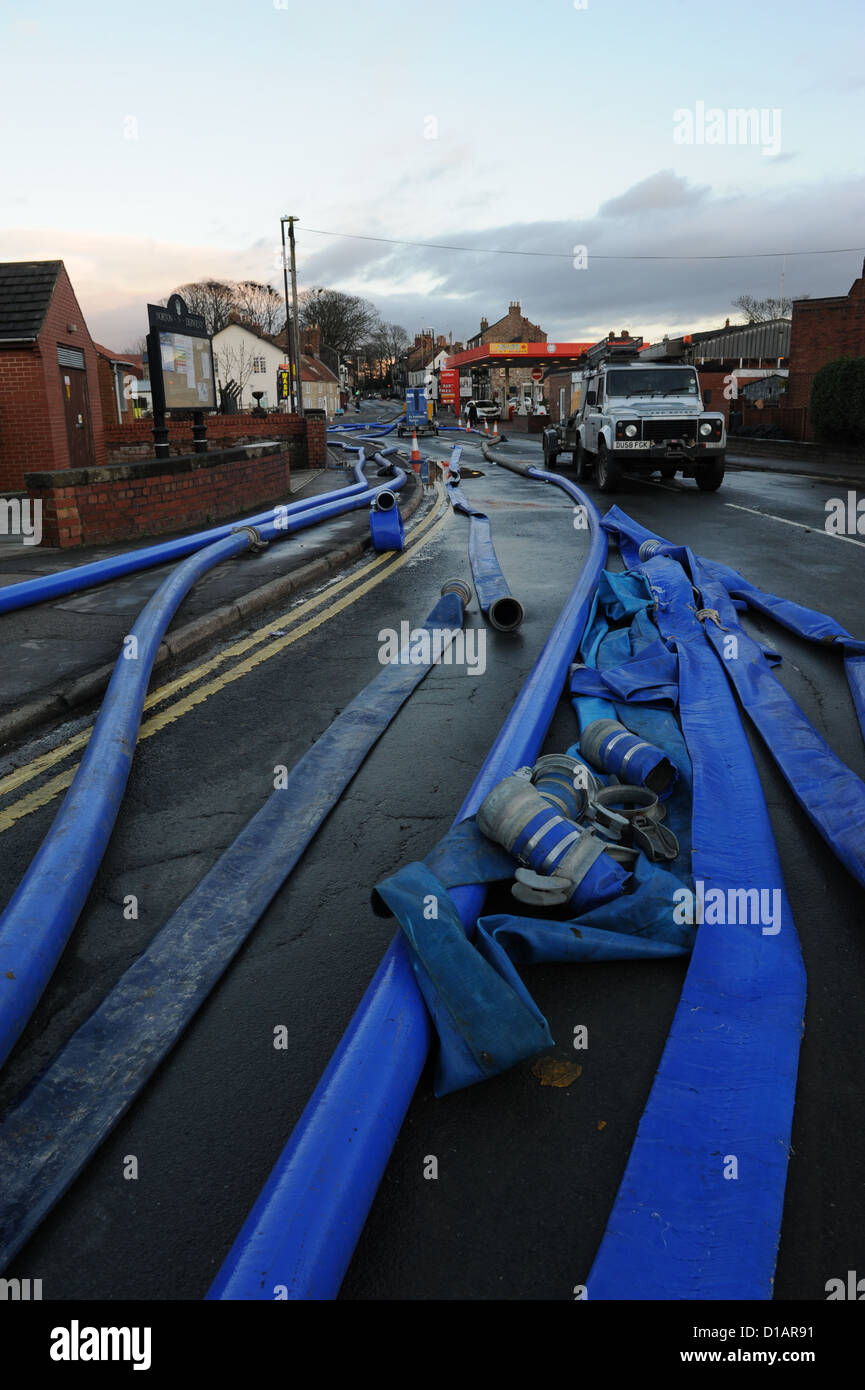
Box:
(444, 341, 595, 370)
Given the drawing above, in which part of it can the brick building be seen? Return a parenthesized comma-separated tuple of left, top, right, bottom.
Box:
(94, 343, 144, 427)
(786, 260, 865, 414)
(0, 260, 106, 491)
(467, 301, 547, 401)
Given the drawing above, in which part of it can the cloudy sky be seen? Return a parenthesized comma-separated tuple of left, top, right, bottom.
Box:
(2, 0, 863, 349)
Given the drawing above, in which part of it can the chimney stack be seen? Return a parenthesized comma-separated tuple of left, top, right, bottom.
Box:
(302, 325, 321, 358)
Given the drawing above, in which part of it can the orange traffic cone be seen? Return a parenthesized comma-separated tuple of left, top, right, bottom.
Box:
(484, 418, 490, 435)
(409, 430, 422, 473)
(465, 415, 471, 432)
(492, 419, 499, 439)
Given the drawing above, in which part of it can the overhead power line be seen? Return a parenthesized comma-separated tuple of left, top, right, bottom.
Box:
(302, 226, 865, 262)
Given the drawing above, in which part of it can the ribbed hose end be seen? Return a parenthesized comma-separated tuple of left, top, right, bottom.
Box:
(441, 578, 472, 607)
(487, 594, 524, 632)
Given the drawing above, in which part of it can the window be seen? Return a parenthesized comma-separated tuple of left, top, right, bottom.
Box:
(605, 368, 700, 398)
(252, 356, 267, 373)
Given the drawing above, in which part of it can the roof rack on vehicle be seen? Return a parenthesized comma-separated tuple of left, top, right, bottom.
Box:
(584, 331, 645, 368)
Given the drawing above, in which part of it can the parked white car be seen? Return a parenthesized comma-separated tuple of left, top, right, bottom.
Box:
(465, 398, 501, 421)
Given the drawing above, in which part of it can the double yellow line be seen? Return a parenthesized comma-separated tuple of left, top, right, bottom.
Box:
(0, 491, 451, 835)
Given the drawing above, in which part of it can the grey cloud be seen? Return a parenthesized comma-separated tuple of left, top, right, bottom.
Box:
(599, 169, 710, 217)
(280, 174, 865, 345)
(83, 172, 865, 349)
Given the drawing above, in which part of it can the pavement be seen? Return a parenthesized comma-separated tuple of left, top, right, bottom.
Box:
(725, 449, 865, 485)
(0, 452, 426, 747)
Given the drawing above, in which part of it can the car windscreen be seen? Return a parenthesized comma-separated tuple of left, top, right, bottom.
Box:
(605, 369, 700, 398)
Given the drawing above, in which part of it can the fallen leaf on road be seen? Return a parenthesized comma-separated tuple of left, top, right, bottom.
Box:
(531, 1059, 582, 1088)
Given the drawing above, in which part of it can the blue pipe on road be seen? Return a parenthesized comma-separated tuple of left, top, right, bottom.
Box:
(207, 460, 606, 1301)
(0, 468, 407, 1070)
(0, 454, 373, 616)
(448, 471, 524, 632)
(0, 586, 469, 1271)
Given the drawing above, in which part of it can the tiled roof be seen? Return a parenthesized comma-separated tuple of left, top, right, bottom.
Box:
(93, 341, 142, 372)
(301, 354, 337, 384)
(0, 260, 63, 340)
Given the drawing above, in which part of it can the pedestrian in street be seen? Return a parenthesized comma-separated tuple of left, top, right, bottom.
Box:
(467, 400, 479, 427)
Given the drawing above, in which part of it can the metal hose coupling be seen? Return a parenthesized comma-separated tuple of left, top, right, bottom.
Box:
(477, 768, 627, 912)
(370, 489, 398, 512)
(368, 490, 404, 552)
(487, 593, 525, 633)
(585, 784, 679, 864)
(230, 524, 268, 553)
(440, 578, 472, 607)
(580, 717, 678, 799)
(530, 752, 600, 821)
(638, 538, 678, 561)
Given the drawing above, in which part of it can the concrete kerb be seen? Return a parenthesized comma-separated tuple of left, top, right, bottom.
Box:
(0, 472, 426, 749)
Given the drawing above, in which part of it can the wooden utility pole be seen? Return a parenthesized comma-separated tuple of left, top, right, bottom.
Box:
(279, 217, 297, 413)
(286, 215, 304, 418)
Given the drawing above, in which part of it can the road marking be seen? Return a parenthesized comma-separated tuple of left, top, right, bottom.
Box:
(724, 502, 865, 547)
(0, 491, 444, 799)
(0, 494, 450, 831)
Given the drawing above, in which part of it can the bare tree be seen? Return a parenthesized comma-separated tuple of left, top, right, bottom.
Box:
(360, 321, 410, 384)
(731, 294, 803, 322)
(170, 279, 237, 335)
(213, 339, 262, 408)
(234, 281, 285, 336)
(119, 336, 147, 358)
(298, 287, 381, 356)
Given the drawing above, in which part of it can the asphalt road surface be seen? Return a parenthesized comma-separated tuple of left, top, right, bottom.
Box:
(1, 405, 863, 1301)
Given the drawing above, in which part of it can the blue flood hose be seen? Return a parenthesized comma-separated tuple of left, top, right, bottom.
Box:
(0, 469, 407, 1070)
(207, 454, 606, 1301)
(0, 454, 373, 616)
(448, 482, 524, 632)
(0, 589, 468, 1272)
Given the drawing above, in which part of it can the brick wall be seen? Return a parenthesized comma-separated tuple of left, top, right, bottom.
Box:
(696, 370, 733, 423)
(0, 264, 106, 490)
(104, 413, 326, 467)
(787, 261, 865, 415)
(0, 350, 55, 491)
(27, 441, 294, 548)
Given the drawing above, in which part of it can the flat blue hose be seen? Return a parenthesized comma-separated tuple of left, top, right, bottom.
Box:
(207, 454, 605, 1300)
(0, 591, 466, 1271)
(448, 480, 523, 631)
(0, 467, 407, 1069)
(0, 453, 372, 615)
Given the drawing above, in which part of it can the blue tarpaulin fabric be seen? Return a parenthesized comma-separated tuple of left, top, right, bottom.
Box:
(482, 914, 687, 962)
(484, 853, 695, 960)
(420, 815, 517, 891)
(374, 861, 553, 1096)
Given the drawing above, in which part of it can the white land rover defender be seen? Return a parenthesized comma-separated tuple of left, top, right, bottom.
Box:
(542, 334, 726, 493)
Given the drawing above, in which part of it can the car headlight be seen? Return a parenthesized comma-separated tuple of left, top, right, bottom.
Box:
(625, 424, 638, 438)
(700, 422, 713, 437)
